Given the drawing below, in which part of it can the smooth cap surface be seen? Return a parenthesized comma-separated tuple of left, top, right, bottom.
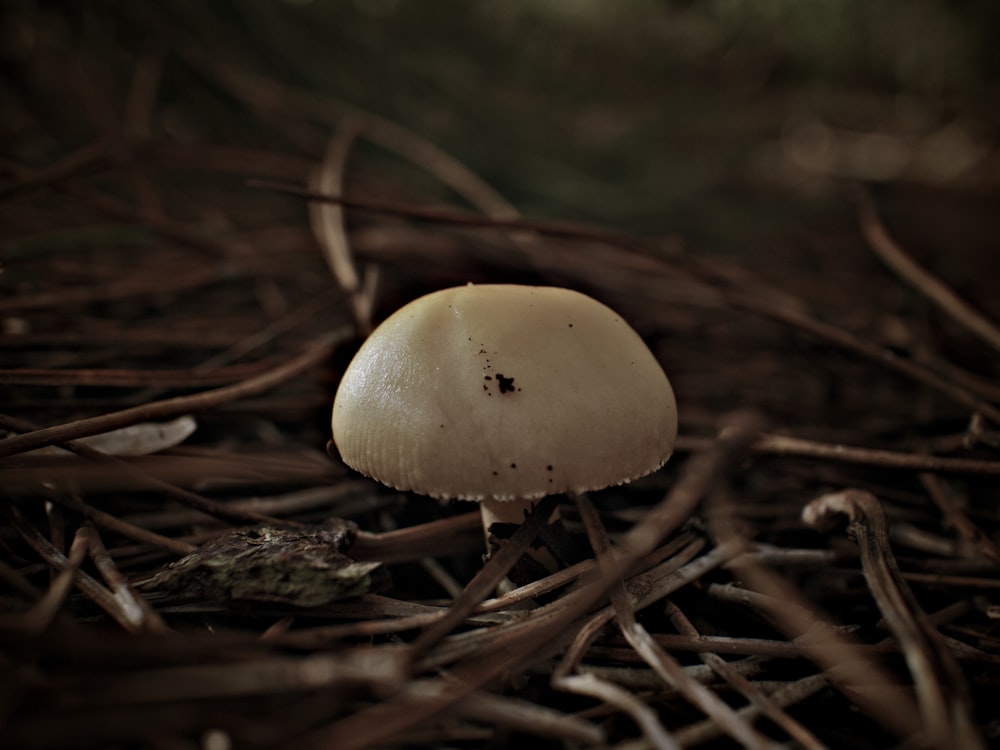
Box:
(332, 284, 677, 501)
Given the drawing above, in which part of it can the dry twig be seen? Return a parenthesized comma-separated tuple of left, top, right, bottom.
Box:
(665, 600, 827, 750)
(803, 489, 984, 749)
(708, 487, 925, 741)
(855, 187, 1000, 356)
(309, 123, 377, 335)
(578, 493, 776, 750)
(0, 331, 347, 458)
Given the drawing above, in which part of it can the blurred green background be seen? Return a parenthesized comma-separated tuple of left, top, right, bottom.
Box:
(4, 0, 997, 245)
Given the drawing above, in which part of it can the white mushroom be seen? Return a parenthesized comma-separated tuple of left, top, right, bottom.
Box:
(332, 284, 677, 550)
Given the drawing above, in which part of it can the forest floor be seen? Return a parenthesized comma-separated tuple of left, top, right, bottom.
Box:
(2, 3, 1000, 749)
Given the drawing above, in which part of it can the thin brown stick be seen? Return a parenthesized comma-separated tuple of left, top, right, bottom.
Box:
(0, 264, 224, 314)
(296, 643, 552, 750)
(0, 330, 346, 458)
(555, 673, 678, 750)
(181, 49, 519, 219)
(674, 432, 1000, 477)
(75, 648, 407, 705)
(248, 178, 643, 247)
(730, 297, 1000, 426)
(410, 677, 606, 746)
(551, 537, 713, 682)
(855, 187, 1000, 356)
(0, 414, 287, 532)
(0, 138, 113, 200)
(269, 606, 510, 649)
(54, 495, 196, 557)
(188, 293, 338, 376)
(802, 490, 984, 749)
(2, 152, 246, 259)
(0, 560, 44, 604)
(309, 122, 375, 335)
(122, 482, 374, 531)
(84, 522, 171, 635)
(349, 512, 482, 563)
(17, 527, 91, 637)
(578, 494, 774, 750)
(4, 508, 142, 633)
(579, 657, 767, 693)
(673, 674, 830, 748)
(0, 358, 287, 387)
(707, 487, 924, 742)
(919, 472, 1000, 564)
(665, 600, 827, 750)
(592, 632, 920, 661)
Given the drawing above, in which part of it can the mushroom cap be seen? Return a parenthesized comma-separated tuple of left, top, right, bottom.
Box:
(331, 284, 677, 501)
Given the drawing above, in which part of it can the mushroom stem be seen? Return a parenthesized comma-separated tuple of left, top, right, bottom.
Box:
(479, 497, 561, 571)
(479, 497, 536, 549)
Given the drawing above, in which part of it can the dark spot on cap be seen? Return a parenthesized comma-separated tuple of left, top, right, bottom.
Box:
(492, 470, 498, 476)
(510, 462, 517, 469)
(484, 375, 492, 380)
(546, 465, 553, 471)
(496, 373, 516, 394)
